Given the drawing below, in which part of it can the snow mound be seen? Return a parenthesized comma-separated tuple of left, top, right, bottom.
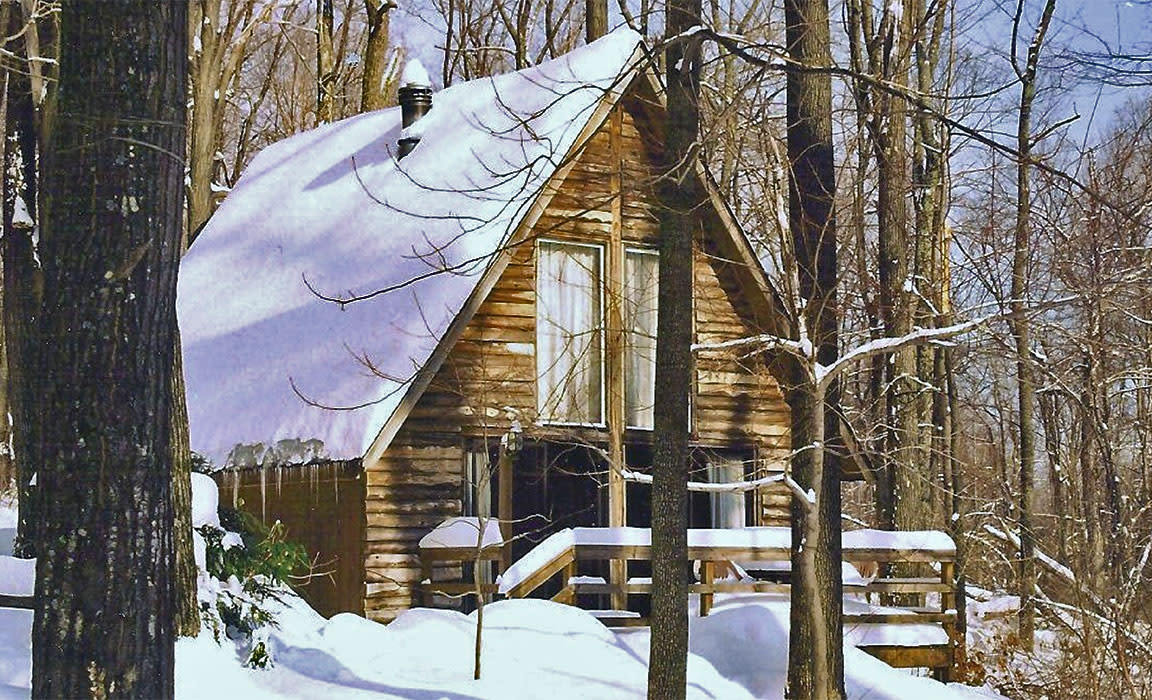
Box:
(477, 598, 617, 643)
(191, 472, 220, 529)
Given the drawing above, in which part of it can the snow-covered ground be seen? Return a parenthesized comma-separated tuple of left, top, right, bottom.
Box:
(0, 485, 1009, 699)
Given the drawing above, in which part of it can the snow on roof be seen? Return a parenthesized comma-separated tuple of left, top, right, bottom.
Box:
(178, 29, 644, 466)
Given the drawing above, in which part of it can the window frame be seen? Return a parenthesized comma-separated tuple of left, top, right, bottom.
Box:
(534, 238, 607, 428)
(623, 246, 659, 431)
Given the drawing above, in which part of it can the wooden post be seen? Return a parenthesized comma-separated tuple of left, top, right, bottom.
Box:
(561, 560, 578, 605)
(940, 559, 957, 682)
(606, 107, 627, 611)
(499, 424, 521, 573)
(420, 555, 433, 607)
(699, 560, 715, 617)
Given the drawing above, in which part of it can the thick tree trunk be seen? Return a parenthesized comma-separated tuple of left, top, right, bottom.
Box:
(585, 0, 607, 42)
(647, 5, 702, 698)
(3, 49, 42, 558)
(785, 0, 843, 697)
(361, 0, 395, 112)
(32, 2, 187, 697)
(317, 0, 336, 124)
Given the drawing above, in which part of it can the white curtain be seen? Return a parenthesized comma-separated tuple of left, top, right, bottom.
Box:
(708, 459, 745, 529)
(624, 250, 659, 429)
(536, 241, 603, 423)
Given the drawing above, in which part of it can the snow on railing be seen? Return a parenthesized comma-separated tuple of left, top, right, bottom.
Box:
(418, 517, 504, 550)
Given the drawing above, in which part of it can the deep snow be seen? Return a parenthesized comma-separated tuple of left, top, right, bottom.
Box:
(0, 484, 1009, 700)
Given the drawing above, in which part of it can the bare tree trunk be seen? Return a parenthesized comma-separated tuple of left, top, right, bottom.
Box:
(585, 0, 607, 42)
(845, 0, 930, 539)
(647, 4, 703, 697)
(317, 0, 336, 123)
(1038, 387, 1069, 562)
(0, 0, 11, 493)
(785, 0, 843, 697)
(361, 0, 396, 112)
(186, 0, 273, 241)
(3, 31, 42, 557)
(172, 337, 200, 637)
(187, 0, 222, 240)
(1009, 0, 1055, 651)
(912, 0, 952, 528)
(32, 1, 186, 695)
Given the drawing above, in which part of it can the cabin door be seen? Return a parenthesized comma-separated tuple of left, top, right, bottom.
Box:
(509, 442, 606, 563)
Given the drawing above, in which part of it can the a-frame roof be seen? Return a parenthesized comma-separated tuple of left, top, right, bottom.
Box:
(178, 29, 782, 468)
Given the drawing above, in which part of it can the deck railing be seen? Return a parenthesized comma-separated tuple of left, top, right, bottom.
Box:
(491, 526, 960, 680)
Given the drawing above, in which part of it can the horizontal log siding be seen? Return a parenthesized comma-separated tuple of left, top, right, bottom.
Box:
(361, 103, 792, 620)
(363, 441, 463, 621)
(693, 245, 792, 525)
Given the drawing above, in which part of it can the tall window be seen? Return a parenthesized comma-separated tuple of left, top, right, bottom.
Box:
(463, 450, 493, 520)
(536, 241, 604, 424)
(624, 249, 659, 428)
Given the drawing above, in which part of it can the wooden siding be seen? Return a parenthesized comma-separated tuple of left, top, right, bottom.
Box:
(362, 100, 792, 621)
(693, 242, 792, 526)
(214, 461, 365, 618)
(362, 443, 464, 620)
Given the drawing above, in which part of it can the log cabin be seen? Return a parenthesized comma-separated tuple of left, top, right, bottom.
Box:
(179, 29, 828, 623)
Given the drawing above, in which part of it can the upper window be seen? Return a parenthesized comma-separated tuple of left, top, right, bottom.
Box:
(536, 241, 604, 424)
(624, 249, 659, 429)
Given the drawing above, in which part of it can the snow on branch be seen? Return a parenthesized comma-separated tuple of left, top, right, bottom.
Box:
(782, 474, 814, 513)
(621, 468, 785, 494)
(691, 333, 811, 362)
(983, 523, 1076, 585)
(815, 317, 991, 390)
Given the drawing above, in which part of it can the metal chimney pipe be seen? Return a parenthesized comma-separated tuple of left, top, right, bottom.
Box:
(397, 59, 432, 159)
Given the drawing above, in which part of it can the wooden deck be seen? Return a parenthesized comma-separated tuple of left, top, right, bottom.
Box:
(428, 526, 960, 680)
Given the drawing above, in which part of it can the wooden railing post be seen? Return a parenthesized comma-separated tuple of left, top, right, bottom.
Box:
(499, 422, 521, 573)
(940, 559, 957, 682)
(699, 560, 715, 616)
(420, 556, 433, 608)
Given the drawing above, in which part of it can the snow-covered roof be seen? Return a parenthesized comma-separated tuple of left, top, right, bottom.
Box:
(178, 30, 645, 467)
